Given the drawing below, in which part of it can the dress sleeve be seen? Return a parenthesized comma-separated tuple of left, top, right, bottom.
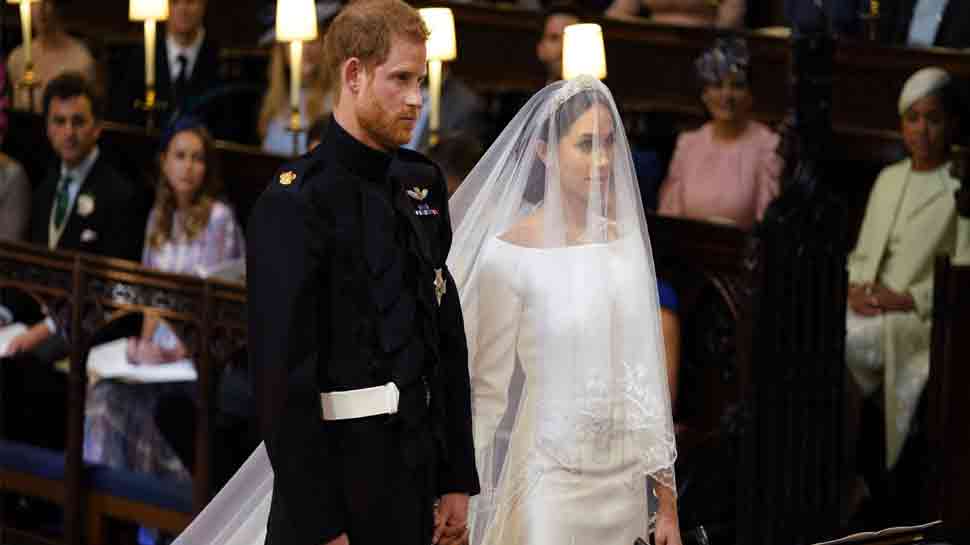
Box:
(848, 168, 893, 285)
(658, 135, 689, 217)
(470, 244, 522, 483)
(754, 133, 783, 221)
(209, 202, 246, 264)
(954, 216, 970, 266)
(0, 161, 30, 241)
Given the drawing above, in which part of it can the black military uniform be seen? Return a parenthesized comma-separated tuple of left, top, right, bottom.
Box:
(247, 117, 480, 545)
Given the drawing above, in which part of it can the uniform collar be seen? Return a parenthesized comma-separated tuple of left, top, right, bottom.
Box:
(323, 115, 394, 183)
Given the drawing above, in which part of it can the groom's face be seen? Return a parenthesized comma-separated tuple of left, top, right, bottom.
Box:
(356, 36, 427, 151)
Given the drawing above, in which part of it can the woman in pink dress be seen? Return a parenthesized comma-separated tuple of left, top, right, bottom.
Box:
(658, 37, 782, 230)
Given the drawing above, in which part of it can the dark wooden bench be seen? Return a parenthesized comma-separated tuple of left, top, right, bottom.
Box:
(924, 256, 970, 531)
(0, 240, 247, 545)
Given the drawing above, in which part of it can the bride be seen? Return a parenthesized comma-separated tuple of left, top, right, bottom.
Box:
(171, 76, 678, 545)
(450, 75, 680, 545)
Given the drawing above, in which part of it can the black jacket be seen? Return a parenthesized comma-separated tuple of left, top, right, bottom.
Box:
(3, 154, 146, 324)
(29, 155, 145, 261)
(247, 117, 480, 545)
(112, 27, 223, 130)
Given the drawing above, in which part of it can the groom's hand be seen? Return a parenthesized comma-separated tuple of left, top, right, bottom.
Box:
(433, 493, 469, 545)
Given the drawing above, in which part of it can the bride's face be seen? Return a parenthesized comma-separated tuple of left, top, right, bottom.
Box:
(554, 103, 615, 204)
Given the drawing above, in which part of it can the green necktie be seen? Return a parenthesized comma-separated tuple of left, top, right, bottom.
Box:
(53, 175, 72, 231)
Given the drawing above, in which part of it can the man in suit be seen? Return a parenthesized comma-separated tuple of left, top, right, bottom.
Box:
(785, 0, 865, 37)
(112, 0, 227, 134)
(0, 71, 147, 451)
(879, 0, 970, 48)
(247, 1, 479, 544)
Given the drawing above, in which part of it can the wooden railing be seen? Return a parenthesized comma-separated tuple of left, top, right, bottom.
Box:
(925, 256, 970, 531)
(0, 240, 246, 545)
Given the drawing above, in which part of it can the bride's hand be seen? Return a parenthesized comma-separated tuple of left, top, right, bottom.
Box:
(654, 511, 683, 545)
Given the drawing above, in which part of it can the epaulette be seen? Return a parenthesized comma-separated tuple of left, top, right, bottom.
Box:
(270, 153, 321, 192)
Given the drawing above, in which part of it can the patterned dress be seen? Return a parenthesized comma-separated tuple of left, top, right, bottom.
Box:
(83, 201, 244, 481)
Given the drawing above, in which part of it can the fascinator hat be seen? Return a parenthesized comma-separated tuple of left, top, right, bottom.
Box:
(898, 67, 951, 116)
(159, 115, 208, 152)
(695, 36, 751, 86)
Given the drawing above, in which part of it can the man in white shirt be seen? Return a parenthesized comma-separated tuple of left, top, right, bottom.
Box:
(113, 0, 226, 132)
(880, 0, 970, 49)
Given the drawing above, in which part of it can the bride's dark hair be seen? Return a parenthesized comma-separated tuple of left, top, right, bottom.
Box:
(522, 88, 611, 205)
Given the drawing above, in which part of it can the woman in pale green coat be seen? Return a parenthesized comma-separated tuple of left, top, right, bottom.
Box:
(846, 67, 970, 471)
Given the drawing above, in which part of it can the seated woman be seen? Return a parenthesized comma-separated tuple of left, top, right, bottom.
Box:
(846, 67, 970, 473)
(606, 0, 745, 28)
(658, 37, 782, 230)
(6, 0, 97, 112)
(258, 35, 331, 156)
(0, 62, 30, 242)
(83, 118, 244, 481)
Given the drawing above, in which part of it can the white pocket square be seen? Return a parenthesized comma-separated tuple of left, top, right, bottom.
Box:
(80, 229, 98, 243)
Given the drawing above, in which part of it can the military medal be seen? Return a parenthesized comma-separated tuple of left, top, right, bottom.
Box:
(279, 171, 297, 186)
(415, 203, 439, 216)
(407, 187, 429, 201)
(433, 268, 446, 306)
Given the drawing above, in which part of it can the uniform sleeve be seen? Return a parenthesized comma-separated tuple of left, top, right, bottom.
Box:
(434, 174, 481, 496)
(247, 186, 347, 544)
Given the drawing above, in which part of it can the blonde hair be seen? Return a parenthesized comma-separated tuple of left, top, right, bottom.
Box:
(323, 0, 428, 103)
(149, 126, 224, 249)
(258, 38, 332, 139)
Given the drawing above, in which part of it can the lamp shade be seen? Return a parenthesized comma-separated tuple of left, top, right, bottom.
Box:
(276, 0, 319, 42)
(129, 0, 168, 20)
(562, 23, 607, 80)
(419, 7, 456, 62)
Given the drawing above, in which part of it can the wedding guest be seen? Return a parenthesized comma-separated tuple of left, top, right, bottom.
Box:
(658, 37, 782, 230)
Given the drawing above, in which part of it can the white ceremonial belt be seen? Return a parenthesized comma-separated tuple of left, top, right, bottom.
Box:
(320, 382, 400, 421)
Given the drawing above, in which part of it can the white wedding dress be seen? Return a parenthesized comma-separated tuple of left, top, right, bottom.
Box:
(174, 75, 676, 545)
(469, 236, 664, 545)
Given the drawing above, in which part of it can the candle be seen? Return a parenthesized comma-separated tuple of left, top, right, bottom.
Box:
(19, 0, 32, 67)
(144, 18, 157, 88)
(289, 40, 303, 113)
(428, 58, 442, 137)
(418, 8, 457, 144)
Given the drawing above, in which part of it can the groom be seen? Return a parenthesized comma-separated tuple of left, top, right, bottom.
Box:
(246, 1, 480, 544)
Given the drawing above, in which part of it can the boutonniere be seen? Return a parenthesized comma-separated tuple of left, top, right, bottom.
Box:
(406, 186, 429, 202)
(77, 194, 95, 217)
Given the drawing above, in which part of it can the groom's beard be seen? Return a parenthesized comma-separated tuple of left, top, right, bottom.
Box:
(357, 94, 418, 150)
